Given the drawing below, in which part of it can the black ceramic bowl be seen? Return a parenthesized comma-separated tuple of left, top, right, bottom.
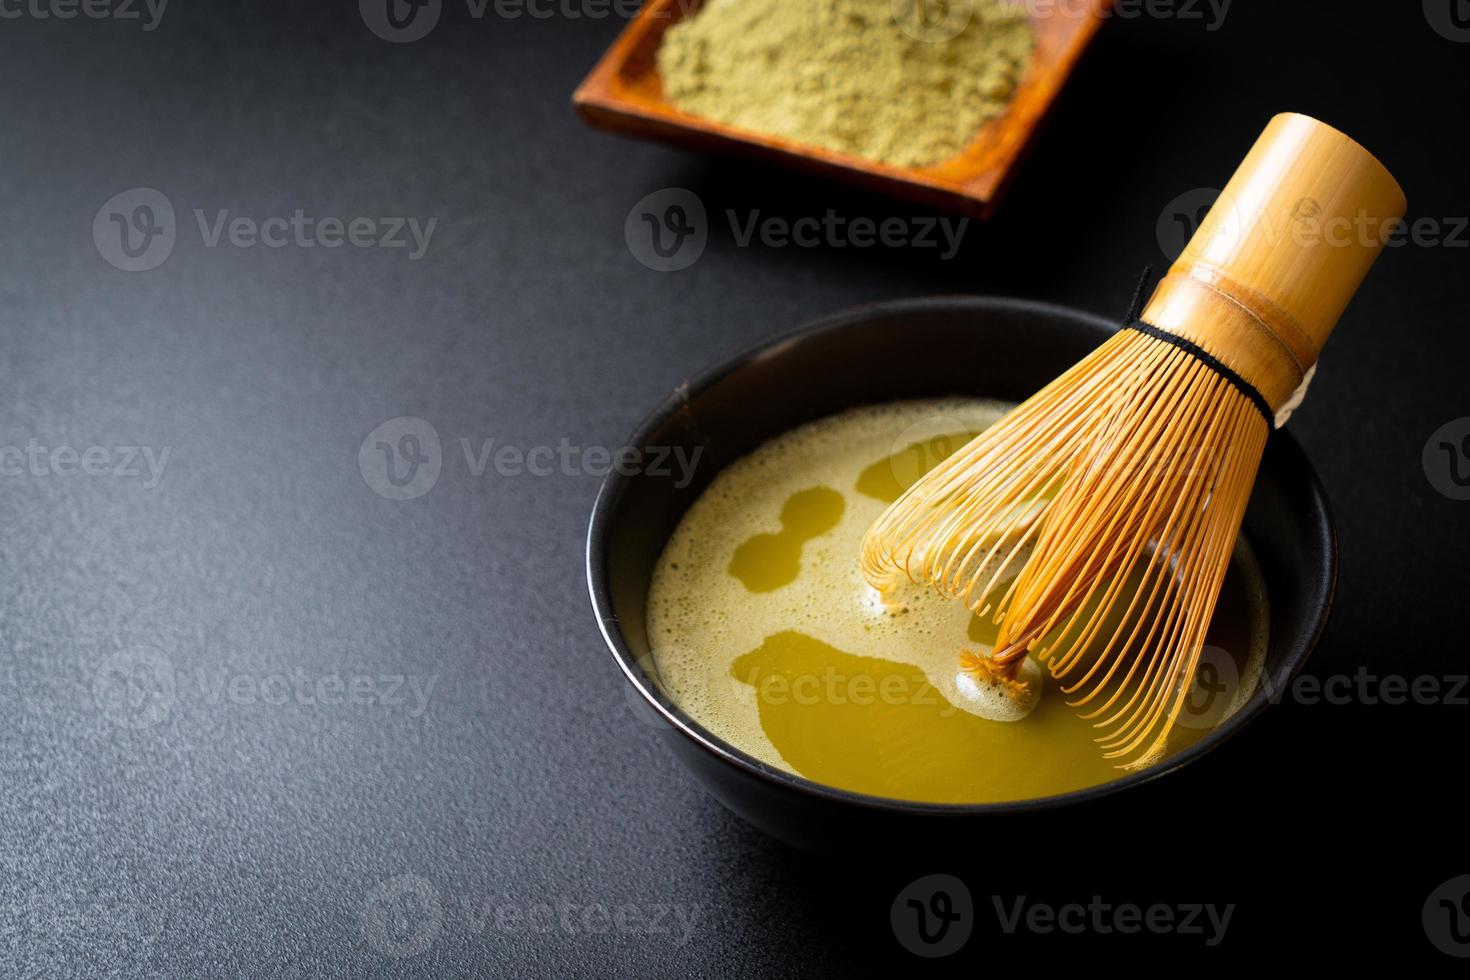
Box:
(586, 297, 1335, 856)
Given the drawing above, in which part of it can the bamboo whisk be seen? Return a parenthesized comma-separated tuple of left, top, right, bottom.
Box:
(861, 113, 1405, 767)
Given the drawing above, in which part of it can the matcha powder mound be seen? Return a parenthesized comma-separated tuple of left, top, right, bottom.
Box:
(657, 0, 1035, 169)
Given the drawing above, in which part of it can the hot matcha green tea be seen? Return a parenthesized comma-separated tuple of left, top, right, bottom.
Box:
(645, 399, 1269, 804)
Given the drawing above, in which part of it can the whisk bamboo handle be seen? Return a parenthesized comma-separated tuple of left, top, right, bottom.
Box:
(1140, 112, 1407, 413)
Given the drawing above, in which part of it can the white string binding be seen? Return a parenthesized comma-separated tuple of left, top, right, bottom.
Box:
(1273, 362, 1316, 428)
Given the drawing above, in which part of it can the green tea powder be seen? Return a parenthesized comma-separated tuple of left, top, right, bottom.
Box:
(658, 0, 1035, 169)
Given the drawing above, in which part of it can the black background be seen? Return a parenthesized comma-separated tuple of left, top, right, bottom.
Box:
(1, 0, 1467, 974)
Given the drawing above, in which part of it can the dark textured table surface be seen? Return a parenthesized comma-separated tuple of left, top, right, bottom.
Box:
(2, 1, 1467, 974)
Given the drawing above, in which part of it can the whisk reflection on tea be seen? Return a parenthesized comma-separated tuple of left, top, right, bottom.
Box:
(645, 400, 1268, 804)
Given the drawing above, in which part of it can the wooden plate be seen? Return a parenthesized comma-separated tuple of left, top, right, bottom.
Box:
(572, 0, 1110, 217)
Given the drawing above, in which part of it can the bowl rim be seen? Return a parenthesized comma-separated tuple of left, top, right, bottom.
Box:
(585, 295, 1337, 816)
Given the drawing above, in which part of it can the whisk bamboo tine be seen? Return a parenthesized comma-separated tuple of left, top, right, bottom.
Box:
(861, 113, 1406, 766)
